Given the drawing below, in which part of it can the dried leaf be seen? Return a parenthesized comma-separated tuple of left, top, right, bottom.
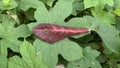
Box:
(32, 24, 90, 44)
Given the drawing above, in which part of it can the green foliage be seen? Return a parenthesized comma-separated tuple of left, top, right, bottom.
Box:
(0, 0, 120, 68)
(0, 15, 31, 56)
(114, 8, 120, 16)
(8, 40, 48, 68)
(33, 39, 83, 67)
(67, 46, 101, 68)
(0, 0, 17, 10)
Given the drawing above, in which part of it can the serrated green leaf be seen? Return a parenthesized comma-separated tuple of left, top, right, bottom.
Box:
(67, 46, 101, 68)
(0, 15, 31, 56)
(84, 0, 99, 9)
(0, 55, 7, 68)
(35, 0, 73, 24)
(20, 40, 36, 67)
(8, 56, 28, 68)
(28, 0, 73, 30)
(33, 39, 83, 68)
(8, 40, 48, 68)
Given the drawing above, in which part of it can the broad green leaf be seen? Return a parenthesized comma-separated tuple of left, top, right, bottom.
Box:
(8, 40, 48, 68)
(17, 0, 41, 11)
(28, 0, 73, 30)
(64, 17, 91, 38)
(91, 7, 116, 24)
(0, 55, 7, 68)
(20, 40, 36, 68)
(84, 0, 99, 9)
(0, 15, 31, 56)
(0, 0, 17, 10)
(67, 46, 101, 68)
(66, 17, 91, 28)
(83, 16, 120, 57)
(49, 1, 73, 24)
(113, 8, 120, 16)
(73, 16, 120, 58)
(33, 39, 83, 68)
(97, 24, 120, 55)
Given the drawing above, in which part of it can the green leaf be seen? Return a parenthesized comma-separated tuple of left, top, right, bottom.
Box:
(0, 55, 7, 68)
(67, 46, 101, 68)
(8, 40, 48, 68)
(71, 16, 120, 57)
(8, 56, 28, 68)
(97, 24, 120, 55)
(20, 40, 36, 67)
(28, 0, 73, 30)
(0, 0, 17, 10)
(0, 15, 31, 56)
(84, 0, 99, 9)
(21, 40, 48, 68)
(66, 17, 91, 28)
(91, 7, 116, 24)
(83, 16, 120, 57)
(33, 39, 83, 68)
(17, 0, 41, 11)
(113, 8, 120, 16)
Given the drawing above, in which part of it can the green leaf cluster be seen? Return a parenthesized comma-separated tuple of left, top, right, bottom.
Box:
(0, 0, 120, 68)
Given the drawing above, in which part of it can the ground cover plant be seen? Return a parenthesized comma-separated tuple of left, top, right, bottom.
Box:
(0, 0, 120, 68)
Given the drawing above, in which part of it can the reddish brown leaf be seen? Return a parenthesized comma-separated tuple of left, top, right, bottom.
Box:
(32, 24, 90, 44)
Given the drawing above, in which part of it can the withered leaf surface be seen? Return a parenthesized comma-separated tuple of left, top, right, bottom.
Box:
(32, 24, 90, 44)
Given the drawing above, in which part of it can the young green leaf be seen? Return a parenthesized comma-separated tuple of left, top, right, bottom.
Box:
(33, 39, 83, 68)
(113, 8, 120, 16)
